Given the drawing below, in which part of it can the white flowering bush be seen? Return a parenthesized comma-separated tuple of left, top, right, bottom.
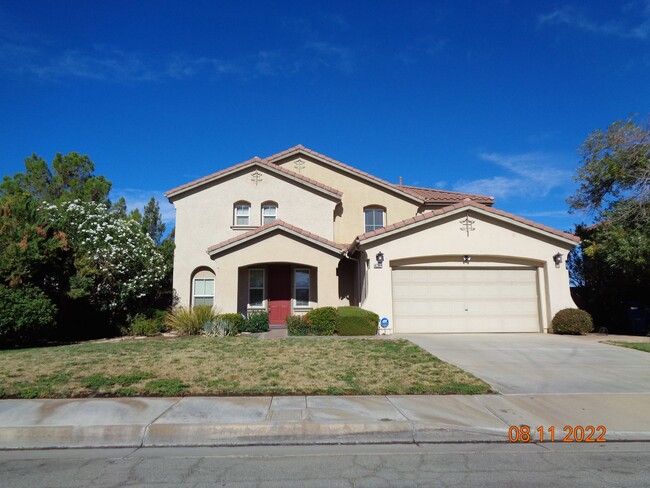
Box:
(44, 200, 167, 315)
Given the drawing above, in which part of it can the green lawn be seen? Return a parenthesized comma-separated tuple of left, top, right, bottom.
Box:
(607, 341, 650, 353)
(0, 337, 492, 398)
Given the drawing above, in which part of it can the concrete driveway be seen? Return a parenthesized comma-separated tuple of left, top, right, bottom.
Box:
(401, 333, 650, 394)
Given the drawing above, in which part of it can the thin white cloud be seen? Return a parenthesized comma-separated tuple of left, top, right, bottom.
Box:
(34, 46, 158, 82)
(518, 210, 572, 218)
(0, 10, 356, 83)
(111, 188, 175, 225)
(453, 176, 522, 200)
(453, 151, 573, 200)
(538, 2, 650, 40)
(399, 36, 447, 65)
(304, 42, 354, 73)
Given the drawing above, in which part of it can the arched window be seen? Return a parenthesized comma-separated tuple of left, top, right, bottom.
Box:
(364, 206, 386, 233)
(233, 201, 251, 226)
(261, 201, 278, 225)
(192, 269, 216, 307)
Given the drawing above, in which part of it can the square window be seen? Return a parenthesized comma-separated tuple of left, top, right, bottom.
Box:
(193, 278, 215, 307)
(234, 205, 250, 226)
(262, 205, 277, 225)
(364, 208, 384, 233)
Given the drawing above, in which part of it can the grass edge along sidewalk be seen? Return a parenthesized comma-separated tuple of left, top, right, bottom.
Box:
(0, 337, 492, 398)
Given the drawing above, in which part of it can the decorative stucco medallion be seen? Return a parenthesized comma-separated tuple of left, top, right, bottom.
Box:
(294, 158, 306, 173)
(460, 214, 475, 236)
(251, 170, 263, 185)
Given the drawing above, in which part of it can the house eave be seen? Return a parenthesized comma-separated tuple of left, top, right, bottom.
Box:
(166, 159, 342, 202)
(357, 204, 580, 248)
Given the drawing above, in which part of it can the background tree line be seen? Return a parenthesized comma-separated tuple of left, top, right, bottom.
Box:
(0, 152, 174, 345)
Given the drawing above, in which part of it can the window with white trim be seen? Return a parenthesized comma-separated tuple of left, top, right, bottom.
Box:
(364, 206, 385, 233)
(261, 203, 278, 225)
(193, 278, 215, 307)
(234, 202, 251, 226)
(248, 269, 265, 308)
(295, 269, 310, 307)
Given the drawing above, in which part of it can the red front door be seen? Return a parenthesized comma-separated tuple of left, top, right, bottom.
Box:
(268, 265, 291, 326)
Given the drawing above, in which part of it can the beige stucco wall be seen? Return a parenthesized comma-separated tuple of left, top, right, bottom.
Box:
(171, 167, 339, 307)
(274, 154, 421, 243)
(359, 209, 577, 334)
(210, 232, 347, 313)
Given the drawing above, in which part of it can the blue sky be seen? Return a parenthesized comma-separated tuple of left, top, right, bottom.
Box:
(1, 1, 649, 231)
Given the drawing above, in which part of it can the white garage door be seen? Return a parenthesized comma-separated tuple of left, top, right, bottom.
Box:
(392, 267, 540, 333)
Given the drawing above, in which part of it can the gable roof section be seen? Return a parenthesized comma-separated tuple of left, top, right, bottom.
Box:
(207, 220, 347, 257)
(165, 157, 343, 201)
(266, 145, 493, 205)
(352, 199, 580, 250)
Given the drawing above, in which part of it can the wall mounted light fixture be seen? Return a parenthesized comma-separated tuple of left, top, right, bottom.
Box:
(463, 255, 471, 265)
(374, 251, 385, 269)
(553, 253, 563, 268)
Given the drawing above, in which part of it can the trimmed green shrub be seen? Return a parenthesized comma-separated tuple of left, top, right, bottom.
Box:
(552, 308, 594, 335)
(129, 313, 168, 336)
(218, 313, 246, 335)
(241, 310, 269, 333)
(336, 306, 379, 336)
(304, 307, 337, 335)
(0, 284, 57, 344)
(286, 314, 311, 336)
(165, 306, 218, 336)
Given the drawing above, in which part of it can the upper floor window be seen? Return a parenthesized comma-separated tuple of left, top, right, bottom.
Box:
(261, 202, 278, 225)
(364, 206, 385, 233)
(234, 201, 251, 226)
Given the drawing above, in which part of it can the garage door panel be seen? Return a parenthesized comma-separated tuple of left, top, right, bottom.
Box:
(392, 268, 540, 333)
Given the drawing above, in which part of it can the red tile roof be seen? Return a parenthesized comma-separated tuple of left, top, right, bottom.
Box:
(354, 199, 580, 245)
(266, 145, 494, 205)
(166, 157, 342, 199)
(167, 145, 494, 206)
(395, 184, 494, 205)
(207, 220, 348, 255)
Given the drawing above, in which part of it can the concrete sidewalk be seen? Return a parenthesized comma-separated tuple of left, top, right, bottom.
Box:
(1, 393, 649, 449)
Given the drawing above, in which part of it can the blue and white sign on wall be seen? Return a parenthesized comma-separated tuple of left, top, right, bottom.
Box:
(380, 317, 390, 328)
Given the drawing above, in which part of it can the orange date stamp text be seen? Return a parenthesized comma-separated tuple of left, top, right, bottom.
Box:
(508, 425, 606, 443)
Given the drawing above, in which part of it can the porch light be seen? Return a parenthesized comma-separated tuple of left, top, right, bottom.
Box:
(553, 253, 563, 268)
(376, 251, 384, 265)
(463, 255, 471, 265)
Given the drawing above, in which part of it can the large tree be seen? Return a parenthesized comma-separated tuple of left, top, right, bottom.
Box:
(0, 152, 174, 343)
(0, 152, 111, 204)
(568, 118, 650, 332)
(568, 118, 649, 222)
(142, 197, 166, 246)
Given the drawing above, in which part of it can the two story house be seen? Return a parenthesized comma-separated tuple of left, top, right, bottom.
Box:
(166, 145, 578, 334)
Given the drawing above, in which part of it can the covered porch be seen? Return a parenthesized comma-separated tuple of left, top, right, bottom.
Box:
(206, 221, 358, 324)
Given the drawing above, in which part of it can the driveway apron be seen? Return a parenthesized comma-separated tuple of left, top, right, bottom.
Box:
(400, 333, 650, 394)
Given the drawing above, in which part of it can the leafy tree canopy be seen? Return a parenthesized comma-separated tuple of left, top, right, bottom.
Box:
(568, 118, 650, 331)
(568, 118, 649, 222)
(0, 152, 111, 204)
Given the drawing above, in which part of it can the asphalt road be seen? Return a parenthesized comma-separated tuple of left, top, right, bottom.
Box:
(2, 443, 648, 487)
(403, 333, 650, 394)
